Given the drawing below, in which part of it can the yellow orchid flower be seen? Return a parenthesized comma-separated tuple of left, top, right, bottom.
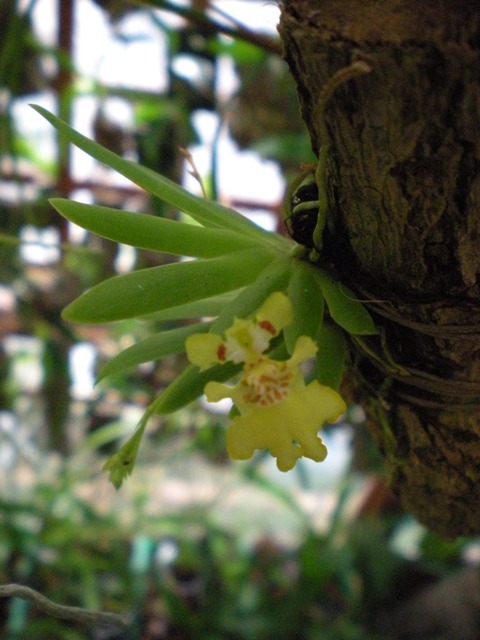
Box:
(185, 292, 346, 471)
(186, 292, 293, 370)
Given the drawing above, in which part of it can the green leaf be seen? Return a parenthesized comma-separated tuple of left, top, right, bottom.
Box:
(62, 248, 276, 323)
(141, 290, 243, 322)
(209, 254, 293, 334)
(32, 105, 288, 251)
(50, 198, 262, 258)
(155, 361, 241, 415)
(315, 323, 347, 390)
(313, 269, 377, 335)
(97, 322, 211, 382)
(284, 259, 324, 353)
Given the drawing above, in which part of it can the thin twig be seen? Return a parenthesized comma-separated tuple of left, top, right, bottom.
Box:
(179, 146, 208, 198)
(148, 0, 282, 55)
(0, 584, 130, 629)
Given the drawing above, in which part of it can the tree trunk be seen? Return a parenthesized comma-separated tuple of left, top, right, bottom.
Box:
(279, 0, 480, 537)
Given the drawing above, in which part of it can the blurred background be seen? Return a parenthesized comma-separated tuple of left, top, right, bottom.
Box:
(1, 1, 480, 638)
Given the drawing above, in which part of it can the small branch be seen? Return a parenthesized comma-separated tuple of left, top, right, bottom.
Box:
(0, 584, 130, 629)
(179, 146, 208, 198)
(149, 0, 282, 55)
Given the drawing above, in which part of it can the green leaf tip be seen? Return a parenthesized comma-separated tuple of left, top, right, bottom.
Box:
(314, 269, 377, 336)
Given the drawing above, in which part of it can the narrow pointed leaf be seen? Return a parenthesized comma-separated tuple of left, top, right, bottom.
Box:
(141, 291, 243, 322)
(32, 105, 287, 249)
(284, 259, 324, 353)
(209, 254, 293, 334)
(50, 198, 262, 258)
(313, 269, 377, 335)
(155, 361, 241, 415)
(62, 248, 276, 323)
(97, 322, 211, 382)
(315, 323, 347, 390)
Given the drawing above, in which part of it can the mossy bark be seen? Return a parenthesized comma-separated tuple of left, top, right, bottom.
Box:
(279, 0, 480, 537)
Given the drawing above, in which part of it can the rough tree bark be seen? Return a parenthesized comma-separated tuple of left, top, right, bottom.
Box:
(279, 0, 480, 537)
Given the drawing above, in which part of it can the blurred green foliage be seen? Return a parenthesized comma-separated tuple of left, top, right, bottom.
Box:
(0, 434, 474, 639)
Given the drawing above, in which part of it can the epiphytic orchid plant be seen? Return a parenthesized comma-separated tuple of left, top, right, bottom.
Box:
(33, 105, 376, 488)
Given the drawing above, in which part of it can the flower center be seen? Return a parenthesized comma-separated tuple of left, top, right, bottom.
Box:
(242, 358, 294, 407)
